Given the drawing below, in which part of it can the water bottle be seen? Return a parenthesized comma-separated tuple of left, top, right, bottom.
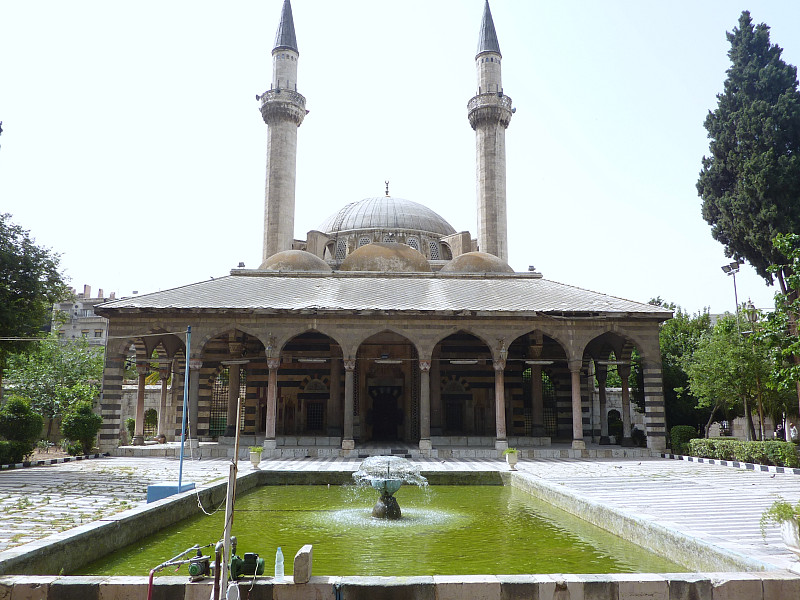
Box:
(274, 546, 284, 581)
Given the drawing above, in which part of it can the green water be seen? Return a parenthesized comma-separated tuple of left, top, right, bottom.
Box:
(76, 485, 686, 576)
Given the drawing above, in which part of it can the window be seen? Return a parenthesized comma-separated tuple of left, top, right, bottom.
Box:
(358, 237, 370, 248)
(81, 331, 89, 338)
(428, 241, 440, 260)
(335, 239, 347, 260)
(94, 330, 103, 338)
(407, 237, 419, 251)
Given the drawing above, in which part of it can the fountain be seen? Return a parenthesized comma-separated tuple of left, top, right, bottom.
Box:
(352, 456, 427, 520)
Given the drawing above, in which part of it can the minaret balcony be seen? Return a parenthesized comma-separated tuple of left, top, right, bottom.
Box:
(259, 88, 307, 126)
(467, 92, 513, 130)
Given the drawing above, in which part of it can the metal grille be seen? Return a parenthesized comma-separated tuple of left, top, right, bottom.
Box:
(238, 369, 247, 432)
(411, 359, 419, 440)
(407, 237, 419, 251)
(543, 373, 558, 436)
(306, 402, 324, 431)
(428, 241, 440, 260)
(358, 237, 370, 248)
(210, 367, 229, 437)
(335, 239, 347, 260)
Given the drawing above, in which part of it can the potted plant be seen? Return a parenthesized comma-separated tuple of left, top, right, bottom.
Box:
(761, 497, 800, 558)
(503, 447, 519, 470)
(249, 445, 263, 469)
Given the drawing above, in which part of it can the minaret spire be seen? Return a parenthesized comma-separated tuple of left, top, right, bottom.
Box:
(476, 0, 501, 57)
(468, 0, 512, 263)
(259, 0, 307, 265)
(273, 0, 298, 53)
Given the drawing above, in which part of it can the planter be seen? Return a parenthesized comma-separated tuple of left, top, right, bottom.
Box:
(249, 451, 262, 469)
(781, 520, 800, 558)
(505, 452, 518, 471)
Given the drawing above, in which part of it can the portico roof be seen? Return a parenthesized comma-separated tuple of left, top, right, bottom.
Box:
(95, 271, 672, 318)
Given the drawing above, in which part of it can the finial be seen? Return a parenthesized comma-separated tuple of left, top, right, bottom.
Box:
(385, 181, 390, 196)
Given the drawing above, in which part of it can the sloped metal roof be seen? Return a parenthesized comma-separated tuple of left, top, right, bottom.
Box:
(96, 272, 671, 317)
(273, 0, 298, 53)
(477, 0, 501, 58)
(316, 197, 457, 237)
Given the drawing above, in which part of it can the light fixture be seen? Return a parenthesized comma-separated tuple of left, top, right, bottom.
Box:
(450, 359, 479, 365)
(595, 360, 630, 366)
(721, 261, 740, 275)
(298, 357, 327, 363)
(525, 359, 554, 365)
(221, 359, 250, 366)
(375, 359, 402, 364)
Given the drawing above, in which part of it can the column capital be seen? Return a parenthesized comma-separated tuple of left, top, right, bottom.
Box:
(568, 359, 583, 373)
(343, 359, 356, 372)
(136, 363, 149, 376)
(493, 359, 506, 372)
(267, 357, 281, 371)
(188, 358, 204, 371)
(419, 360, 431, 373)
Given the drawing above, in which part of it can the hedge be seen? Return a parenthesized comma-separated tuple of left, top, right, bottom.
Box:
(0, 440, 33, 465)
(686, 438, 800, 468)
(670, 425, 699, 455)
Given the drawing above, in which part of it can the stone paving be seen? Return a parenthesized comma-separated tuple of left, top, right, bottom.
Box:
(1, 452, 800, 576)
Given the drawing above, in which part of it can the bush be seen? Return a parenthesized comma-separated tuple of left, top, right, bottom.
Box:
(670, 425, 699, 455)
(631, 427, 647, 447)
(125, 417, 135, 443)
(0, 396, 43, 446)
(65, 441, 84, 456)
(61, 401, 103, 455)
(686, 438, 800, 468)
(0, 440, 34, 464)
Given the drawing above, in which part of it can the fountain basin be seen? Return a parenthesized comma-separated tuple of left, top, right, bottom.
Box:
(370, 478, 404, 496)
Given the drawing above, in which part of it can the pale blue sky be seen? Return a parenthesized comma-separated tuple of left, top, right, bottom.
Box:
(2, 1, 800, 314)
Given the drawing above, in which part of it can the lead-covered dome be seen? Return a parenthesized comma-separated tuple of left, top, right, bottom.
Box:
(340, 242, 431, 272)
(260, 250, 332, 272)
(317, 196, 457, 237)
(439, 251, 514, 273)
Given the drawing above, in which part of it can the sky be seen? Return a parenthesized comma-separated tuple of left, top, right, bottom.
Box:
(3, 0, 800, 316)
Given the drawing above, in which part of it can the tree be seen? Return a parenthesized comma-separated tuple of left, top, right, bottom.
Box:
(3, 335, 104, 437)
(0, 395, 43, 460)
(698, 11, 800, 287)
(649, 299, 713, 430)
(0, 214, 69, 391)
(61, 400, 102, 455)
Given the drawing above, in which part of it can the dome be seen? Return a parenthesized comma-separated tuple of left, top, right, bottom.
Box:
(260, 250, 332, 272)
(340, 242, 432, 273)
(317, 196, 457, 237)
(439, 251, 514, 273)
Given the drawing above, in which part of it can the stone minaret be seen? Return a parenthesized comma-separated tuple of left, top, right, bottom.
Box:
(468, 0, 513, 263)
(259, 0, 307, 266)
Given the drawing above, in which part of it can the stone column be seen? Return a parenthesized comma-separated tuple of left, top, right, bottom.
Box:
(569, 361, 585, 450)
(188, 358, 203, 444)
(224, 342, 243, 437)
(342, 359, 356, 451)
(265, 357, 280, 448)
(132, 363, 149, 445)
(619, 365, 634, 447)
(419, 360, 432, 452)
(597, 366, 610, 445)
(431, 356, 442, 433)
(531, 364, 545, 437)
(157, 363, 171, 441)
(493, 358, 508, 451)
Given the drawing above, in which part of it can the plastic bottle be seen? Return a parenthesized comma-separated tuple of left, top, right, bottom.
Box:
(274, 546, 284, 582)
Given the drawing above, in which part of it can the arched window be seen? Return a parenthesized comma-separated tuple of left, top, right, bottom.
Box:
(358, 237, 371, 248)
(428, 241, 440, 260)
(407, 237, 420, 252)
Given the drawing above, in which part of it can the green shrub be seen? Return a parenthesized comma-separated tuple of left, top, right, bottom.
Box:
(0, 396, 43, 446)
(144, 408, 158, 432)
(686, 438, 800, 468)
(125, 417, 135, 443)
(631, 427, 647, 447)
(0, 440, 33, 464)
(61, 401, 103, 455)
(65, 441, 84, 456)
(670, 425, 698, 455)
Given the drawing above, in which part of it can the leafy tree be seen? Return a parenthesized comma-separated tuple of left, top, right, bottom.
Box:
(0, 214, 70, 392)
(0, 395, 43, 459)
(698, 11, 800, 286)
(3, 335, 104, 437)
(61, 400, 102, 455)
(649, 299, 713, 430)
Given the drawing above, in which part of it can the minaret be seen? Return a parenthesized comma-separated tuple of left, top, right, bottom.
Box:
(259, 0, 307, 266)
(468, 0, 513, 263)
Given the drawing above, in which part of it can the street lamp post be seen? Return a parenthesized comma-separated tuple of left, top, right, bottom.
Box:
(745, 300, 765, 441)
(722, 261, 754, 441)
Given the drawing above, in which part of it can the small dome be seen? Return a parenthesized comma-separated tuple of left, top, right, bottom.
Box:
(260, 250, 332, 272)
(340, 243, 431, 273)
(318, 197, 457, 237)
(439, 251, 514, 273)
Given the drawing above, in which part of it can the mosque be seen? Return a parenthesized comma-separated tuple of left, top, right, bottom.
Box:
(95, 0, 671, 456)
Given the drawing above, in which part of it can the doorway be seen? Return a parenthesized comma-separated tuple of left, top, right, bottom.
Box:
(369, 385, 402, 441)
